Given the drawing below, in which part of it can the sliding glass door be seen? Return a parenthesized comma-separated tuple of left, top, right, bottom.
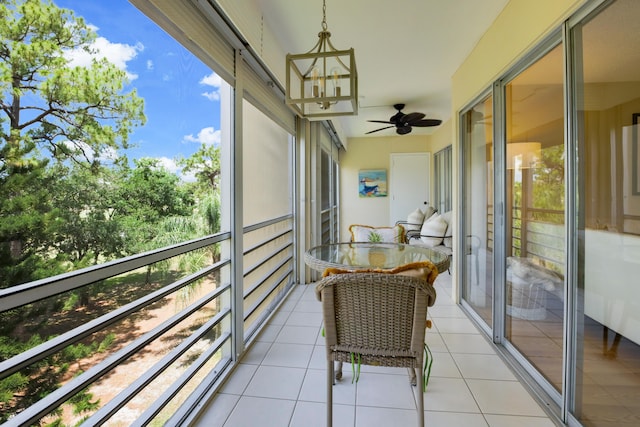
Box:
(460, 2, 640, 425)
(572, 0, 640, 424)
(503, 43, 566, 392)
(461, 96, 494, 328)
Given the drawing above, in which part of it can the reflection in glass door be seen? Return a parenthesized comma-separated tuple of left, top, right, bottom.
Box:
(460, 2, 640, 424)
(503, 43, 566, 392)
(572, 0, 640, 424)
(320, 149, 332, 243)
(319, 127, 339, 245)
(462, 96, 494, 327)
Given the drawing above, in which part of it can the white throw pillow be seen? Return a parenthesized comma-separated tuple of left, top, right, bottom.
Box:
(443, 226, 453, 248)
(441, 211, 453, 248)
(419, 214, 447, 247)
(423, 206, 437, 220)
(440, 210, 452, 225)
(405, 208, 425, 232)
(349, 224, 405, 243)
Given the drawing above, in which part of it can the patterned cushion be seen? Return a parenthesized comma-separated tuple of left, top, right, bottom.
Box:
(322, 260, 439, 287)
(349, 224, 405, 243)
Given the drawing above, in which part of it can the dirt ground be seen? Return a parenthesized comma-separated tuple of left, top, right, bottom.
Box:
(40, 279, 218, 426)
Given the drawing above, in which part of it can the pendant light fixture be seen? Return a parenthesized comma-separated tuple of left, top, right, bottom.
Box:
(285, 0, 358, 120)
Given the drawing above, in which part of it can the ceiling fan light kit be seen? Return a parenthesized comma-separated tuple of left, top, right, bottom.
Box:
(366, 103, 442, 135)
(285, 0, 358, 120)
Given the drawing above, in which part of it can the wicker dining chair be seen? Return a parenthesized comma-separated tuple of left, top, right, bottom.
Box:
(315, 272, 437, 427)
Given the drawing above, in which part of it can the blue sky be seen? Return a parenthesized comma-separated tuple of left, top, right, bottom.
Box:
(54, 0, 223, 177)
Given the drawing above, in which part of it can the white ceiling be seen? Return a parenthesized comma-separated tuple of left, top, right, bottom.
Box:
(256, 0, 509, 138)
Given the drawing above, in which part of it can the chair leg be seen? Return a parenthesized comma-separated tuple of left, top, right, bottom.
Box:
(474, 252, 479, 286)
(408, 367, 417, 386)
(327, 360, 333, 427)
(335, 361, 343, 381)
(416, 367, 424, 427)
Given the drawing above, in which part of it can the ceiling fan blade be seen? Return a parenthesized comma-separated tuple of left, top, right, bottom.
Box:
(396, 126, 413, 135)
(411, 119, 442, 127)
(367, 120, 394, 124)
(366, 126, 395, 134)
(403, 112, 426, 124)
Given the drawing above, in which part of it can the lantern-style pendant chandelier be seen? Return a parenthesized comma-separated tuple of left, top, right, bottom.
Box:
(286, 0, 358, 120)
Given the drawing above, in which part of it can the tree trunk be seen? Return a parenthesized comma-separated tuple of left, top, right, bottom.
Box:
(9, 240, 23, 259)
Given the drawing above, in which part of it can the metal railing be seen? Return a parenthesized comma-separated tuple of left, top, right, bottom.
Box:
(320, 206, 338, 244)
(242, 215, 295, 341)
(484, 204, 564, 273)
(511, 206, 564, 273)
(0, 214, 296, 426)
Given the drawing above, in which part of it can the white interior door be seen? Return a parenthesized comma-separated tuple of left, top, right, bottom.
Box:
(390, 153, 430, 224)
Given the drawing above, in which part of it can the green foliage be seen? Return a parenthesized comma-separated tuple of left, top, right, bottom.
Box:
(532, 144, 565, 223)
(0, 2, 225, 422)
(0, 154, 54, 287)
(96, 333, 115, 353)
(63, 341, 94, 361)
(46, 163, 126, 264)
(114, 158, 195, 254)
(42, 419, 65, 427)
(69, 390, 99, 415)
(0, 371, 29, 404)
(61, 292, 80, 311)
(0, 330, 115, 423)
(177, 144, 221, 192)
(0, 0, 145, 287)
(368, 231, 382, 242)
(0, 333, 58, 423)
(199, 191, 222, 235)
(0, 0, 145, 160)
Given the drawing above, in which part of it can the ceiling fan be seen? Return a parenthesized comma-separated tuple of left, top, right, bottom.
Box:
(469, 109, 492, 125)
(366, 103, 442, 135)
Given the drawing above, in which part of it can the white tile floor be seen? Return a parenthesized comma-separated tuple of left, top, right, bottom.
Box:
(194, 274, 560, 427)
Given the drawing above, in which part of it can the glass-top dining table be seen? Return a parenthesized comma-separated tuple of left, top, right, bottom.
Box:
(304, 242, 449, 275)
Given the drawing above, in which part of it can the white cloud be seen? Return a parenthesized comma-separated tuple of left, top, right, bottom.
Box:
(65, 35, 144, 81)
(61, 140, 118, 162)
(183, 127, 221, 146)
(202, 90, 220, 101)
(146, 157, 195, 182)
(180, 170, 197, 183)
(200, 72, 222, 101)
(133, 156, 195, 182)
(200, 72, 221, 87)
(155, 156, 180, 174)
(146, 59, 154, 70)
